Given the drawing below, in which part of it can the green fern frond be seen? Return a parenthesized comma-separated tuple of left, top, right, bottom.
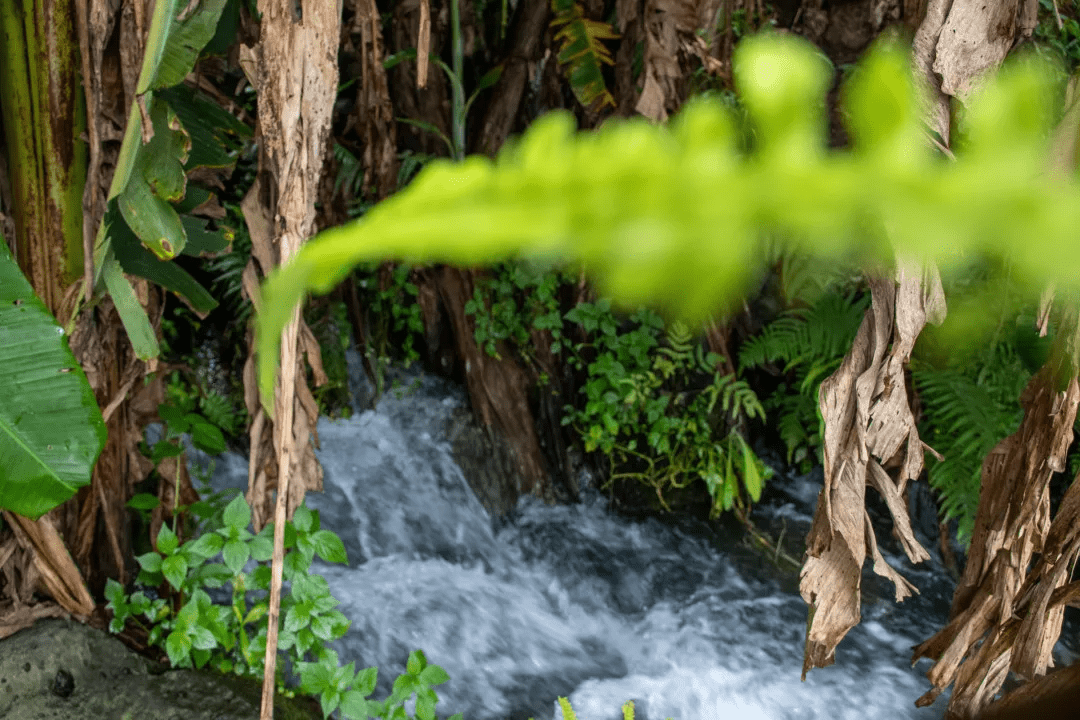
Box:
(550, 0, 617, 110)
(914, 367, 1025, 545)
(739, 291, 867, 374)
(333, 142, 364, 198)
(199, 390, 238, 436)
(716, 374, 764, 421)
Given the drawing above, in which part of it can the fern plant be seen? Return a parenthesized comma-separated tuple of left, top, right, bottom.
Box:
(739, 289, 868, 470)
(564, 304, 770, 516)
(912, 343, 1028, 546)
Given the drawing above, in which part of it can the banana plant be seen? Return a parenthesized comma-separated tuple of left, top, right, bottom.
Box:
(92, 0, 248, 359)
(0, 236, 106, 519)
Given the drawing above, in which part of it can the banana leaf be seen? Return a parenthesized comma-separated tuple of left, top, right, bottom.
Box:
(0, 238, 107, 518)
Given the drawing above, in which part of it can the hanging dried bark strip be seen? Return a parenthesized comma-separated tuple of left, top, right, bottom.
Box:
(912, 356, 1080, 718)
(801, 264, 942, 679)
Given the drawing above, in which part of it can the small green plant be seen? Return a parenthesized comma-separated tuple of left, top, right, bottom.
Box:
(107, 494, 461, 719)
(1033, 0, 1080, 72)
(305, 299, 356, 418)
(464, 262, 568, 359)
(354, 263, 427, 401)
(527, 696, 673, 720)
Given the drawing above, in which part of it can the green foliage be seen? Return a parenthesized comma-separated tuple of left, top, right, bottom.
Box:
(356, 264, 426, 398)
(562, 302, 769, 515)
(463, 261, 769, 515)
(526, 696, 674, 720)
(912, 366, 1023, 546)
(464, 263, 569, 359)
(304, 300, 355, 418)
(299, 648, 461, 720)
(550, 0, 618, 111)
(98, 0, 246, 359)
(739, 290, 869, 469)
(0, 238, 107, 519)
(1033, 0, 1080, 72)
(258, 33, 1078, 412)
(107, 494, 463, 720)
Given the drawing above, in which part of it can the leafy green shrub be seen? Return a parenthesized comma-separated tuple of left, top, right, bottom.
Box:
(465, 262, 569, 359)
(739, 289, 868, 471)
(561, 301, 769, 515)
(464, 260, 770, 515)
(106, 494, 461, 719)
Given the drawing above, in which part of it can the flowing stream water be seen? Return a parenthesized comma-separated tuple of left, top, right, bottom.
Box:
(196, 356, 1075, 720)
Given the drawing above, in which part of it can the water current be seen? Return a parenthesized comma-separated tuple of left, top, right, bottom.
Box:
(195, 355, 1075, 720)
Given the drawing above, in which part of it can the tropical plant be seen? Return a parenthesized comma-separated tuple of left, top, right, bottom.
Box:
(550, 0, 619, 111)
(465, 262, 569, 359)
(560, 302, 769, 513)
(107, 493, 466, 720)
(256, 34, 1080, 414)
(92, 0, 243, 360)
(0, 237, 107, 518)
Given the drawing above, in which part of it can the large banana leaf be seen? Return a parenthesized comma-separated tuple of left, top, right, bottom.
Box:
(0, 239, 107, 518)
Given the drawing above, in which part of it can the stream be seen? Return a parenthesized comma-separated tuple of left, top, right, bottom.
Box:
(194, 355, 1075, 720)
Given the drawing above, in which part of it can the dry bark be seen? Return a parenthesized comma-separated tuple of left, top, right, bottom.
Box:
(348, 0, 399, 198)
(801, 263, 943, 678)
(635, 0, 724, 122)
(476, 0, 550, 156)
(238, 0, 340, 713)
(433, 267, 555, 499)
(911, 357, 1080, 718)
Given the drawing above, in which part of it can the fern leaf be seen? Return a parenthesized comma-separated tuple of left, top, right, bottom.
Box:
(550, 0, 617, 110)
(914, 367, 1024, 545)
(557, 697, 578, 720)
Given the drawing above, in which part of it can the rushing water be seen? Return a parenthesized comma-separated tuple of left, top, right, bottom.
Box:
(196, 358, 1073, 720)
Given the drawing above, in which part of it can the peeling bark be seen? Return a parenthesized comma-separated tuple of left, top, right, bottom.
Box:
(912, 358, 1080, 718)
(434, 266, 556, 501)
(801, 263, 942, 679)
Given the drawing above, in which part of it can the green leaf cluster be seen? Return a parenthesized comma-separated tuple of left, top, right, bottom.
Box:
(107, 493, 471, 720)
(299, 648, 461, 720)
(96, 0, 251, 359)
(106, 495, 349, 675)
(464, 263, 570, 359)
(560, 302, 769, 515)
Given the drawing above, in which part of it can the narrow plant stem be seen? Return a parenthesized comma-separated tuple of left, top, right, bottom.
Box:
(450, 0, 466, 159)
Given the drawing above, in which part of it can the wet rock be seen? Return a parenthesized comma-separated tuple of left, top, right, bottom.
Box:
(0, 618, 320, 720)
